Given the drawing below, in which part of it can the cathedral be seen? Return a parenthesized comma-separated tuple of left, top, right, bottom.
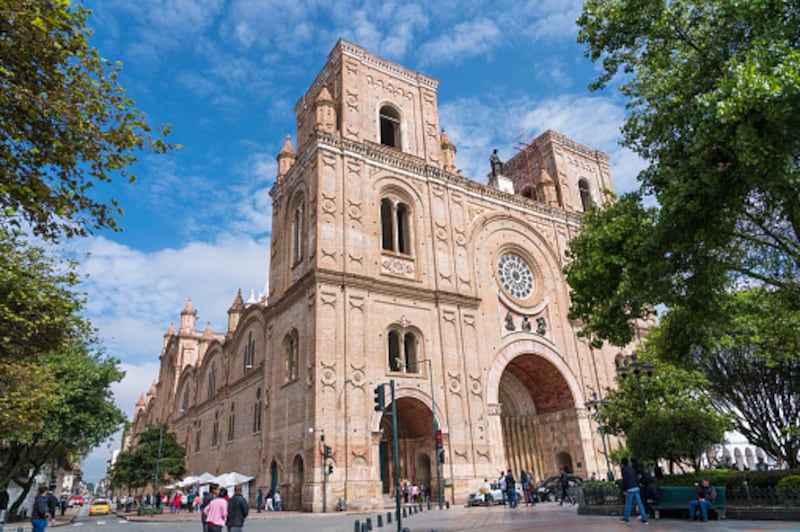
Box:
(129, 39, 626, 512)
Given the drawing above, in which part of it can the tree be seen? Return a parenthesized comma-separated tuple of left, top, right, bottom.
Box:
(0, 0, 177, 240)
(689, 289, 800, 468)
(1, 342, 125, 519)
(601, 346, 732, 471)
(111, 425, 186, 491)
(570, 0, 800, 353)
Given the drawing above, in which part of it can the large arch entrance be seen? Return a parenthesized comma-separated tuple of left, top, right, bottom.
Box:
(498, 353, 584, 482)
(378, 397, 438, 502)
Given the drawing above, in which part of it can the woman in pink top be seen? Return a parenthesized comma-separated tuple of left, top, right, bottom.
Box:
(203, 487, 228, 532)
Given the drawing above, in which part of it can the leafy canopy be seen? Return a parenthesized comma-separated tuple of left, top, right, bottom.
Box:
(571, 0, 800, 353)
(112, 425, 187, 490)
(0, 0, 177, 240)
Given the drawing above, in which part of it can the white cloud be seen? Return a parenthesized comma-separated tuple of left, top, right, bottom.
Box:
(417, 18, 501, 67)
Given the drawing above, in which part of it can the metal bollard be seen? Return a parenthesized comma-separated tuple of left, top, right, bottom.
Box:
(402, 507, 407, 518)
(377, 513, 383, 527)
(354, 519, 360, 532)
(445, 501, 450, 509)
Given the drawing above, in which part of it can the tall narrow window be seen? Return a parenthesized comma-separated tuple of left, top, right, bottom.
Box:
(207, 365, 217, 398)
(181, 389, 189, 414)
(291, 203, 304, 264)
(227, 403, 236, 441)
(253, 387, 263, 433)
(379, 105, 401, 149)
(243, 331, 255, 373)
(211, 412, 219, 448)
(578, 179, 593, 212)
(388, 330, 401, 371)
(404, 333, 417, 372)
(284, 331, 298, 383)
(195, 428, 201, 453)
(380, 197, 412, 255)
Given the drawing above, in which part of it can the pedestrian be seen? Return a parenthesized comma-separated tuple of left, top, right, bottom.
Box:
(173, 492, 182, 513)
(559, 467, 575, 505)
(31, 486, 50, 532)
(520, 470, 533, 507)
(688, 478, 717, 522)
(620, 458, 648, 524)
(227, 485, 249, 532)
(505, 470, 517, 508)
(201, 483, 220, 532)
(188, 490, 196, 512)
(46, 490, 58, 523)
(256, 489, 263, 513)
(498, 471, 507, 505)
(203, 487, 228, 532)
(272, 490, 282, 511)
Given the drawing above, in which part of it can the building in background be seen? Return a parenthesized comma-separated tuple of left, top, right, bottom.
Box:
(128, 39, 626, 511)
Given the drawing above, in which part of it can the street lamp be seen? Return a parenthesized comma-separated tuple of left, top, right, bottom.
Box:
(151, 425, 163, 517)
(406, 359, 443, 510)
(615, 352, 654, 415)
(584, 388, 614, 481)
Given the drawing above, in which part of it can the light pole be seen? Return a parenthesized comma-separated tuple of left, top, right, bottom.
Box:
(584, 388, 613, 481)
(406, 359, 443, 509)
(151, 425, 163, 517)
(309, 428, 332, 513)
(615, 352, 654, 415)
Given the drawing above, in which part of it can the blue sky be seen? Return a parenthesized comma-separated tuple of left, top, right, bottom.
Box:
(73, 0, 645, 484)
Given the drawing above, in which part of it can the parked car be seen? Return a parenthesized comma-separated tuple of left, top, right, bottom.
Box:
(536, 475, 583, 502)
(69, 495, 85, 507)
(89, 498, 110, 516)
(467, 483, 523, 506)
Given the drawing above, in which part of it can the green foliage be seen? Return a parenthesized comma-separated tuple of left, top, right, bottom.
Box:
(658, 470, 800, 489)
(0, 0, 178, 240)
(572, 0, 800, 356)
(776, 475, 800, 503)
(112, 425, 187, 490)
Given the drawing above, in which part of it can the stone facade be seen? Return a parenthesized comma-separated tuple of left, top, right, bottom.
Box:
(129, 39, 625, 512)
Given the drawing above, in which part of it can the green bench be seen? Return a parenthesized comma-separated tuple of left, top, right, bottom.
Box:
(654, 486, 727, 520)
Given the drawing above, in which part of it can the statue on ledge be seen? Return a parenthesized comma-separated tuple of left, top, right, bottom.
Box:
(490, 148, 504, 177)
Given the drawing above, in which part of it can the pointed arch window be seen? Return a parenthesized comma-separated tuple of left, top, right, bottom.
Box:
(291, 200, 305, 265)
(380, 197, 412, 255)
(387, 329, 420, 373)
(181, 389, 189, 414)
(284, 330, 299, 383)
(379, 105, 402, 149)
(243, 331, 255, 373)
(211, 412, 219, 448)
(195, 424, 201, 454)
(578, 179, 593, 212)
(253, 387, 263, 433)
(207, 364, 217, 399)
(227, 402, 236, 441)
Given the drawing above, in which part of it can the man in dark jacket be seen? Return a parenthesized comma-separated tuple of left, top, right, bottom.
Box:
(689, 478, 717, 521)
(46, 491, 58, 522)
(201, 483, 219, 532)
(620, 458, 648, 524)
(559, 467, 575, 505)
(226, 486, 249, 532)
(31, 486, 50, 532)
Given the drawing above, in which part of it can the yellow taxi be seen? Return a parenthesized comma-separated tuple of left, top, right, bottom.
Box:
(89, 498, 110, 516)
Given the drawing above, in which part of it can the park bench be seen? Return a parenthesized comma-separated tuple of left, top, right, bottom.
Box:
(653, 486, 727, 520)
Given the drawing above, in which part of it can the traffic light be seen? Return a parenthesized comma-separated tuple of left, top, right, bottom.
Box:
(373, 385, 385, 412)
(435, 429, 443, 449)
(323, 445, 332, 460)
(438, 449, 445, 464)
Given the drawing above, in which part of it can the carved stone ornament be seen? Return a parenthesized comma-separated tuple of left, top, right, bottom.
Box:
(382, 256, 414, 276)
(487, 403, 503, 416)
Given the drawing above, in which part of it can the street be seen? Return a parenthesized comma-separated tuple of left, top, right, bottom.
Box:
(58, 502, 800, 532)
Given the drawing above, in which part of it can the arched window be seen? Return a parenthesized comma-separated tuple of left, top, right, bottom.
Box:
(387, 329, 420, 373)
(207, 364, 217, 398)
(379, 105, 401, 149)
(578, 179, 593, 212)
(227, 402, 236, 441)
(211, 412, 219, 448)
(380, 197, 412, 255)
(291, 200, 304, 265)
(284, 331, 299, 383)
(195, 425, 201, 453)
(253, 387, 263, 433)
(181, 389, 189, 414)
(243, 331, 255, 373)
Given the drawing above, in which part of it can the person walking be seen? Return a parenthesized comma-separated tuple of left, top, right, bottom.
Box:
(272, 490, 282, 511)
(201, 483, 219, 532)
(620, 458, 648, 524)
(559, 467, 575, 505)
(203, 487, 228, 532)
(256, 489, 263, 513)
(31, 486, 50, 532)
(505, 470, 517, 508)
(226, 486, 249, 532)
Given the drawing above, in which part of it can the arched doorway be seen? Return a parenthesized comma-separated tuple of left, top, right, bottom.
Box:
(378, 397, 437, 501)
(270, 460, 278, 496)
(290, 455, 304, 511)
(498, 353, 582, 482)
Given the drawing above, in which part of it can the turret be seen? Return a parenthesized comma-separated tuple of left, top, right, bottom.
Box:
(276, 135, 297, 181)
(537, 167, 559, 207)
(227, 289, 245, 333)
(180, 299, 196, 334)
(314, 86, 337, 134)
(440, 129, 457, 173)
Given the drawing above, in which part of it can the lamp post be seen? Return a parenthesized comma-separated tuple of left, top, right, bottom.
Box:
(151, 425, 163, 517)
(407, 359, 443, 510)
(309, 428, 331, 513)
(584, 389, 614, 481)
(615, 352, 654, 415)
